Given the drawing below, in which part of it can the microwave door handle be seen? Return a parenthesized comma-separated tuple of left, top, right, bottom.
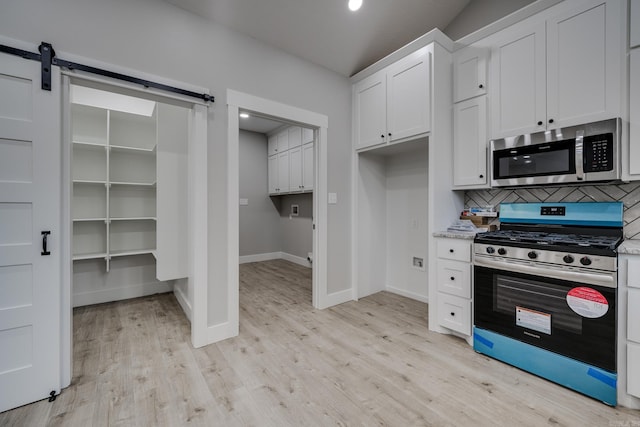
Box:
(575, 130, 584, 181)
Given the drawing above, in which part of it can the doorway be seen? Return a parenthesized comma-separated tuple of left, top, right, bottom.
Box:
(226, 90, 330, 336)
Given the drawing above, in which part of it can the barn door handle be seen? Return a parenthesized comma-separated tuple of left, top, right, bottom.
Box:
(41, 231, 51, 256)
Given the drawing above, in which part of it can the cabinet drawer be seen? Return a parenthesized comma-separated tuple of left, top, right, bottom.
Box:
(628, 342, 640, 398)
(437, 260, 471, 298)
(628, 258, 640, 289)
(629, 289, 640, 343)
(437, 293, 471, 336)
(436, 239, 471, 262)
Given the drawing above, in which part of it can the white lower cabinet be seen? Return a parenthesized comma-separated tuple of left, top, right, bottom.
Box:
(436, 238, 473, 338)
(626, 256, 640, 399)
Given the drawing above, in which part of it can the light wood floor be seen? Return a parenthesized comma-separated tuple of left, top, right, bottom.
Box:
(2, 259, 639, 426)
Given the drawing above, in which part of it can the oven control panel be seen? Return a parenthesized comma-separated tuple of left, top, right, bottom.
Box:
(540, 206, 565, 216)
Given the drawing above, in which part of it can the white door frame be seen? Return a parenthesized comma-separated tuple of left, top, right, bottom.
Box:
(227, 89, 329, 320)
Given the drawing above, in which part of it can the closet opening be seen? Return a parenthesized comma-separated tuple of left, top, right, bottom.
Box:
(238, 114, 315, 305)
(65, 77, 207, 350)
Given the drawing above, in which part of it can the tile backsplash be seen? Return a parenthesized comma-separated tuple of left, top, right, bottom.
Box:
(465, 182, 640, 239)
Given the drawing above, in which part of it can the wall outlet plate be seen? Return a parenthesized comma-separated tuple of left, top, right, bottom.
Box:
(412, 256, 425, 271)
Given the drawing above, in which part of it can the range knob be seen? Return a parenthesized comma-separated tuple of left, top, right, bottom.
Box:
(580, 256, 592, 266)
(497, 248, 507, 255)
(486, 247, 495, 254)
(527, 251, 537, 259)
(563, 255, 574, 264)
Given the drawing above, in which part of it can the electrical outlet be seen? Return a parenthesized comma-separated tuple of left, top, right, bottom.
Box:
(412, 256, 425, 271)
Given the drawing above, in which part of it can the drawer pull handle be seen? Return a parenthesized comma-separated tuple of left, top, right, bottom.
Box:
(449, 249, 454, 253)
(450, 276, 455, 281)
(450, 312, 455, 317)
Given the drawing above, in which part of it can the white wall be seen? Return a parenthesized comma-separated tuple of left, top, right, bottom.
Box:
(385, 147, 429, 302)
(444, 0, 536, 40)
(0, 0, 352, 328)
(239, 130, 282, 257)
(278, 193, 313, 260)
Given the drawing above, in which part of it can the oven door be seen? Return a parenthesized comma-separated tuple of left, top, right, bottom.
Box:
(474, 264, 616, 372)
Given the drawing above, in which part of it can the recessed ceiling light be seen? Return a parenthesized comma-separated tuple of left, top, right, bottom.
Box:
(348, 0, 362, 11)
(239, 112, 250, 119)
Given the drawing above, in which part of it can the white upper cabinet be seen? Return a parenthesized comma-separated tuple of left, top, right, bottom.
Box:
(631, 0, 640, 48)
(302, 127, 314, 145)
(268, 155, 279, 194)
(288, 126, 302, 148)
(491, 22, 546, 139)
(289, 145, 303, 192)
(267, 134, 277, 156)
(453, 47, 488, 102)
(354, 46, 431, 150)
(302, 142, 314, 192)
(630, 50, 640, 177)
(491, 0, 623, 139)
(277, 150, 290, 194)
(354, 70, 387, 150)
(277, 129, 289, 153)
(546, 1, 622, 130)
(453, 97, 488, 188)
(386, 47, 431, 142)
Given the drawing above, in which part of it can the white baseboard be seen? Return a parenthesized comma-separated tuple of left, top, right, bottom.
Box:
(280, 252, 312, 268)
(385, 285, 429, 303)
(239, 252, 281, 264)
(173, 283, 192, 322)
(239, 251, 311, 268)
(73, 282, 173, 307)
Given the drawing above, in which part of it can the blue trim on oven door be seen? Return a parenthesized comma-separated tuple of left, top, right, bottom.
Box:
(473, 327, 617, 406)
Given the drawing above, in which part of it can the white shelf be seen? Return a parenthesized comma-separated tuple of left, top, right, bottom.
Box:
(110, 217, 157, 221)
(73, 252, 108, 261)
(73, 179, 107, 185)
(73, 140, 108, 148)
(73, 217, 107, 222)
(110, 181, 156, 187)
(110, 249, 156, 258)
(110, 144, 157, 153)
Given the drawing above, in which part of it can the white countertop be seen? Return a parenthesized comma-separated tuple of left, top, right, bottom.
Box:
(619, 240, 640, 255)
(433, 231, 477, 240)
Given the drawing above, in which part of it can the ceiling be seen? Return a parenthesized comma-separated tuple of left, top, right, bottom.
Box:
(239, 113, 286, 134)
(163, 0, 471, 77)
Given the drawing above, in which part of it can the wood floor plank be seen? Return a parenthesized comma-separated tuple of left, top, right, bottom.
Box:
(1, 258, 639, 426)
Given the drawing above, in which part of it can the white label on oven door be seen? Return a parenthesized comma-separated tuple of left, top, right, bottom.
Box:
(566, 287, 609, 318)
(516, 306, 551, 335)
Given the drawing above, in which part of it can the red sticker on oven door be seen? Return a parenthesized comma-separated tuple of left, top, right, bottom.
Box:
(566, 287, 609, 318)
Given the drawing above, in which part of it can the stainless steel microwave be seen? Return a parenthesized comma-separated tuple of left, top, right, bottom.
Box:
(490, 118, 620, 187)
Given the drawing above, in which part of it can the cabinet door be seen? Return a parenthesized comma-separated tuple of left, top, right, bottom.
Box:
(491, 22, 546, 139)
(277, 150, 290, 193)
(629, 342, 640, 398)
(302, 142, 314, 191)
(353, 70, 387, 150)
(630, 49, 640, 176)
(546, 0, 622, 129)
(302, 127, 314, 145)
(268, 154, 278, 194)
(453, 47, 488, 102)
(437, 293, 472, 336)
(288, 126, 302, 149)
(289, 146, 303, 192)
(453, 97, 487, 188)
(277, 130, 289, 153)
(267, 135, 278, 156)
(387, 46, 430, 142)
(156, 104, 188, 280)
(632, 0, 640, 49)
(629, 289, 640, 343)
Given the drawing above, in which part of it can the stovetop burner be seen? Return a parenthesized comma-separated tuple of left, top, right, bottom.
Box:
(478, 229, 621, 251)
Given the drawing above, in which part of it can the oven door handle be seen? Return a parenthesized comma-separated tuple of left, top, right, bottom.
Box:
(474, 256, 616, 288)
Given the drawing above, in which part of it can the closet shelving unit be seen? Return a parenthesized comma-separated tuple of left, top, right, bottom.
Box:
(71, 104, 158, 271)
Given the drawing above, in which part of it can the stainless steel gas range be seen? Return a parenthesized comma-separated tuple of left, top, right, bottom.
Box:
(472, 202, 624, 406)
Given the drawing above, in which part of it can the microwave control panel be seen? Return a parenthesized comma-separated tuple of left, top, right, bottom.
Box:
(583, 133, 613, 172)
